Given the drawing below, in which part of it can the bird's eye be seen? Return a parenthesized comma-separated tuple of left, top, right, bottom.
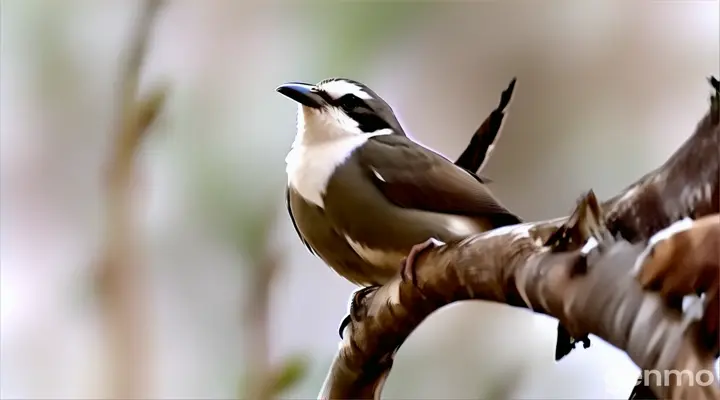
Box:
(338, 94, 365, 110)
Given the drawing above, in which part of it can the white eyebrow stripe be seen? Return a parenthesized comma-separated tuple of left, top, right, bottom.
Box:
(319, 80, 372, 100)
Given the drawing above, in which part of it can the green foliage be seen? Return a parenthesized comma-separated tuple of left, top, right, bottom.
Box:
(236, 354, 309, 399)
(182, 138, 280, 263)
(7, 0, 80, 104)
(269, 354, 310, 396)
(298, 2, 433, 73)
(167, 87, 286, 265)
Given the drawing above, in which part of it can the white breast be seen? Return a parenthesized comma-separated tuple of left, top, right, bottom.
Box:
(285, 105, 392, 208)
(286, 136, 370, 208)
(286, 106, 391, 208)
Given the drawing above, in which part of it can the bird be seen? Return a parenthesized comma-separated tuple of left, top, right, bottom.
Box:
(276, 77, 523, 288)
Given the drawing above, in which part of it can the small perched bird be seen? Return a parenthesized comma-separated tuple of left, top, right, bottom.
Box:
(276, 78, 522, 286)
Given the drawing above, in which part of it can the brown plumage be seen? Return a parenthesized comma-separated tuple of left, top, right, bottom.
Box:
(288, 134, 521, 286)
(279, 78, 521, 286)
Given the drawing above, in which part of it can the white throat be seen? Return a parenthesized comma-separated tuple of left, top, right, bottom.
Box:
(286, 106, 391, 208)
(291, 105, 363, 147)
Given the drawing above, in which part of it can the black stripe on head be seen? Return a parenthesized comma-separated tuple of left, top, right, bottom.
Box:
(336, 93, 392, 132)
(317, 78, 407, 135)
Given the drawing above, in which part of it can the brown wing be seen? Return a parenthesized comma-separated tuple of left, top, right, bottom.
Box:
(357, 135, 522, 227)
(286, 186, 315, 256)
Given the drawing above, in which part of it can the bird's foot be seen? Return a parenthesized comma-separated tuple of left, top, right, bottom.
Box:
(400, 238, 445, 286)
(338, 315, 351, 339)
(338, 286, 380, 339)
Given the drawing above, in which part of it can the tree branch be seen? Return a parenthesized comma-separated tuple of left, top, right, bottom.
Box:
(95, 1, 165, 399)
(636, 214, 720, 356)
(319, 80, 720, 400)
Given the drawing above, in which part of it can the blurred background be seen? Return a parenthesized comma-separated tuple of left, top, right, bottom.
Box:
(1, 0, 718, 398)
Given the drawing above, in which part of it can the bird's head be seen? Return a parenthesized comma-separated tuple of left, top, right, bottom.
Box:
(276, 78, 405, 146)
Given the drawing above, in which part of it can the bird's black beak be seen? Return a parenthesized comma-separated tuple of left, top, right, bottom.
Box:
(276, 82, 327, 109)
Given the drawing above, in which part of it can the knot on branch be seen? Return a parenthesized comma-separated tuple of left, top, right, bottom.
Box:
(544, 189, 614, 276)
(545, 189, 617, 360)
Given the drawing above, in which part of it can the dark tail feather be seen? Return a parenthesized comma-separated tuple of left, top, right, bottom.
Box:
(455, 77, 517, 173)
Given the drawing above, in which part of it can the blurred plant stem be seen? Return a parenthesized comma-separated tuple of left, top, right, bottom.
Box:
(241, 248, 279, 400)
(239, 244, 308, 399)
(94, 1, 165, 399)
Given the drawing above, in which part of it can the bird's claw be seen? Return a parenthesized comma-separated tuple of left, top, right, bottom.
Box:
(400, 238, 445, 286)
(339, 286, 380, 339)
(338, 315, 352, 339)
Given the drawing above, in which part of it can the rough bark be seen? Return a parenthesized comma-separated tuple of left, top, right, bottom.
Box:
(319, 80, 720, 400)
(636, 214, 720, 358)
